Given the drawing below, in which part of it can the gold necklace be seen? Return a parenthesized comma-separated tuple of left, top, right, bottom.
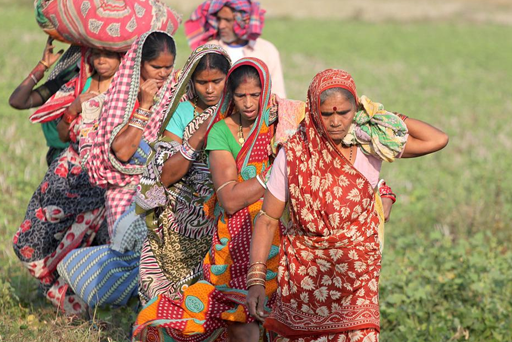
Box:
(237, 113, 245, 145)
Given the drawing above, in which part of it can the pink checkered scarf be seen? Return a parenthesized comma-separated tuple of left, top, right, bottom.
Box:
(83, 31, 177, 189)
(184, 0, 265, 49)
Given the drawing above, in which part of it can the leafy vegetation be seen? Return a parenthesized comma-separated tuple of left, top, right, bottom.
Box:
(1, 2, 511, 341)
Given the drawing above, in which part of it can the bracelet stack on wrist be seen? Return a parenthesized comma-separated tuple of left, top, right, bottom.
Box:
(247, 261, 267, 289)
(378, 180, 397, 203)
(129, 108, 151, 130)
(180, 140, 199, 161)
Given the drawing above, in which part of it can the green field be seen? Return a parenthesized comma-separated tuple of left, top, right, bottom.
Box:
(1, 1, 511, 341)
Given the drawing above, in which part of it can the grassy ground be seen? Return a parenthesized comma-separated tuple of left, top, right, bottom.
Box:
(1, 1, 512, 341)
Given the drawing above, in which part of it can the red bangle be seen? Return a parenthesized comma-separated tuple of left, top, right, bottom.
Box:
(397, 113, 408, 122)
(381, 194, 397, 204)
(63, 110, 78, 124)
(378, 180, 397, 203)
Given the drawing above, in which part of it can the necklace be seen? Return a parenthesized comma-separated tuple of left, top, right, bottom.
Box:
(237, 113, 245, 145)
(349, 145, 353, 163)
(192, 97, 199, 117)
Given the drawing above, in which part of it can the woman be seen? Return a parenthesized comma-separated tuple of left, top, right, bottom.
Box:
(133, 57, 283, 342)
(136, 44, 231, 306)
(57, 31, 178, 309)
(9, 37, 81, 165)
(12, 47, 121, 316)
(246, 69, 449, 341)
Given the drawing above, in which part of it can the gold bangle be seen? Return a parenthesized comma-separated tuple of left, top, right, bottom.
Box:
(133, 113, 149, 121)
(248, 265, 267, 270)
(247, 271, 267, 276)
(247, 278, 266, 284)
(249, 261, 267, 267)
(128, 122, 144, 131)
(39, 60, 50, 69)
(247, 280, 266, 288)
(258, 209, 280, 221)
(216, 180, 237, 193)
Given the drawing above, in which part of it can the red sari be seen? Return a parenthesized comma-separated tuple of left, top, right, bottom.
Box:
(265, 70, 381, 341)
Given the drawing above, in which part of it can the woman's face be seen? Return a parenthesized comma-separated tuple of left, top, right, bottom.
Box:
(319, 91, 356, 145)
(91, 49, 120, 78)
(193, 68, 227, 108)
(140, 51, 175, 88)
(232, 77, 261, 122)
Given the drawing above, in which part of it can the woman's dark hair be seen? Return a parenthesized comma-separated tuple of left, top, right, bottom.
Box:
(193, 53, 230, 78)
(228, 65, 261, 93)
(320, 87, 356, 107)
(141, 32, 176, 62)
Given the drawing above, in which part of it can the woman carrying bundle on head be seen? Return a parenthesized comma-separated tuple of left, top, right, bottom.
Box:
(12, 46, 121, 316)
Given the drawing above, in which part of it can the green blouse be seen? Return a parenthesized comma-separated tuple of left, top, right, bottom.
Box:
(205, 120, 241, 159)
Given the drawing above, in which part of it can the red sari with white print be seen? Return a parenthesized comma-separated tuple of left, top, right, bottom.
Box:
(265, 69, 381, 342)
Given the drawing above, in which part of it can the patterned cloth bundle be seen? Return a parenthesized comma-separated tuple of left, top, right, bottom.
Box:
(34, 0, 181, 52)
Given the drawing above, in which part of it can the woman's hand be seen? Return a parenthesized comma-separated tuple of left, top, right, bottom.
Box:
(381, 197, 394, 222)
(138, 79, 159, 110)
(41, 37, 64, 69)
(187, 119, 210, 149)
(68, 93, 97, 115)
(246, 285, 269, 322)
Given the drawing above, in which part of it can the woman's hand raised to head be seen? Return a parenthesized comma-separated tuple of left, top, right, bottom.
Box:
(138, 79, 160, 110)
(41, 37, 64, 70)
(401, 117, 449, 158)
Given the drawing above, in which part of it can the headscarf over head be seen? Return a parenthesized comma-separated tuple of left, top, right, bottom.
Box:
(157, 44, 231, 136)
(185, 0, 265, 50)
(205, 56, 272, 172)
(83, 30, 177, 189)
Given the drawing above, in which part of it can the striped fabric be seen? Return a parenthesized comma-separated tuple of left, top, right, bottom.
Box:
(57, 245, 139, 307)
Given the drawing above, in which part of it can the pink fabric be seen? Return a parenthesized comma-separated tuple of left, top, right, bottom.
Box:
(267, 148, 382, 203)
(210, 38, 286, 98)
(38, 0, 181, 52)
(83, 32, 176, 190)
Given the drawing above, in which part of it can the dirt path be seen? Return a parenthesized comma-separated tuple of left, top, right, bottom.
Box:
(167, 0, 512, 26)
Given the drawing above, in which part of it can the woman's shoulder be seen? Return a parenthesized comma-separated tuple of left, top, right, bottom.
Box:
(211, 118, 230, 132)
(174, 100, 194, 118)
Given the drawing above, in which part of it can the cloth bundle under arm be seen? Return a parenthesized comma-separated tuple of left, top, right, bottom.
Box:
(343, 95, 408, 162)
